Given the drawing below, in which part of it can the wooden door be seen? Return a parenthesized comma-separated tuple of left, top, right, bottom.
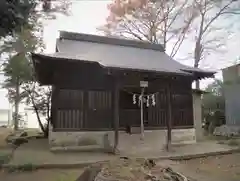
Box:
(86, 91, 113, 129)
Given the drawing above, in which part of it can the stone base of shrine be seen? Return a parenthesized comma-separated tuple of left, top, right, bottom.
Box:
(49, 126, 196, 152)
(171, 128, 196, 144)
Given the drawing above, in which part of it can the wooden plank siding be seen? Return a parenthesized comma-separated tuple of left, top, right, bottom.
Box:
(53, 89, 113, 131)
(54, 89, 84, 130)
(147, 91, 168, 127)
(86, 91, 113, 129)
(171, 91, 193, 127)
(52, 87, 193, 131)
(50, 62, 194, 131)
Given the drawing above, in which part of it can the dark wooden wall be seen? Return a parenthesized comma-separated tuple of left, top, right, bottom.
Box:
(53, 60, 114, 90)
(118, 77, 193, 129)
(51, 61, 194, 131)
(52, 89, 113, 131)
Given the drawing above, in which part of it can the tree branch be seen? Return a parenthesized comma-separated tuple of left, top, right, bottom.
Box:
(202, 0, 236, 34)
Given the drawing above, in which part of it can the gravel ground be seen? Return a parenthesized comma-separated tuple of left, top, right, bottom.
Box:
(172, 153, 240, 181)
(0, 153, 240, 181)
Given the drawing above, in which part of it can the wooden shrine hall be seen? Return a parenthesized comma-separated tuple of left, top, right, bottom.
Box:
(31, 31, 215, 150)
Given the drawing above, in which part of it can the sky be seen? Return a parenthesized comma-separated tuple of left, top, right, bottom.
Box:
(43, 1, 111, 53)
(43, 0, 240, 77)
(0, 0, 111, 110)
(0, 0, 239, 111)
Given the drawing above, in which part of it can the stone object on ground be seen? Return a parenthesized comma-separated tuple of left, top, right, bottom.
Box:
(213, 125, 240, 137)
(75, 158, 187, 181)
(5, 131, 44, 146)
(5, 131, 28, 143)
(0, 128, 13, 147)
(12, 137, 28, 147)
(75, 164, 102, 181)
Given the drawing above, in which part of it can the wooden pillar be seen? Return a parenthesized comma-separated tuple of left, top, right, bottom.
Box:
(113, 80, 120, 153)
(52, 86, 59, 129)
(166, 84, 172, 151)
(83, 90, 88, 128)
(140, 87, 145, 140)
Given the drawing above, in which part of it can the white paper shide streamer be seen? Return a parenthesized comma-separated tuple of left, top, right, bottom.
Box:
(132, 93, 157, 107)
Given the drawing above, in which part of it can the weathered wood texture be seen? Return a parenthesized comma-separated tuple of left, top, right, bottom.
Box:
(51, 61, 193, 131)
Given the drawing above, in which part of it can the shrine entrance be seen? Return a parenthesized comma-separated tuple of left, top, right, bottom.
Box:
(119, 86, 165, 132)
(119, 88, 141, 129)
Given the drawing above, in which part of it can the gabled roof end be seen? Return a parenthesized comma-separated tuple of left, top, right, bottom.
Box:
(59, 31, 165, 52)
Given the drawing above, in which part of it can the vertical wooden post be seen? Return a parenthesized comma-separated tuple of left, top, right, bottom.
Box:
(166, 84, 172, 151)
(113, 80, 119, 153)
(140, 87, 145, 140)
(83, 90, 88, 128)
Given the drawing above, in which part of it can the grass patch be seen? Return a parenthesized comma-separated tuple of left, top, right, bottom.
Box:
(0, 153, 11, 165)
(6, 163, 37, 173)
(55, 174, 77, 181)
(216, 138, 240, 146)
(52, 169, 82, 181)
(208, 135, 232, 141)
(206, 134, 240, 141)
(227, 139, 240, 146)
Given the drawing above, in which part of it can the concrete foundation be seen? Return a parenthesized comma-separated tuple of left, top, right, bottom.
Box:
(49, 125, 196, 151)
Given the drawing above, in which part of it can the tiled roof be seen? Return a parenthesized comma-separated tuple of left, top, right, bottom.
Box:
(33, 31, 215, 77)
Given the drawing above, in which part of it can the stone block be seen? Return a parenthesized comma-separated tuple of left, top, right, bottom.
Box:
(213, 125, 240, 137)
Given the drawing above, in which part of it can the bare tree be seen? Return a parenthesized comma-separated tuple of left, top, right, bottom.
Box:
(190, 0, 240, 88)
(99, 0, 198, 57)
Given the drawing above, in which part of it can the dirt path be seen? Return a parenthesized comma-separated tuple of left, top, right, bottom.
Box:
(0, 169, 82, 181)
(1, 153, 240, 181)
